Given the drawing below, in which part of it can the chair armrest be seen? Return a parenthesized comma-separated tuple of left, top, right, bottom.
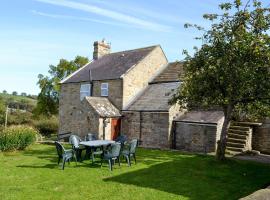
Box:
(64, 149, 73, 154)
(122, 143, 130, 151)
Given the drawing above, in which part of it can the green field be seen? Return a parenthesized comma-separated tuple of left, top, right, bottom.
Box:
(0, 93, 36, 107)
(1, 144, 270, 199)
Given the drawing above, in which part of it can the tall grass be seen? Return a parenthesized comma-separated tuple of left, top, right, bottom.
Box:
(0, 125, 38, 151)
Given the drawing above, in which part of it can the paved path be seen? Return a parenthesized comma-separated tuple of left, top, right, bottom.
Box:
(240, 186, 270, 200)
(234, 154, 270, 164)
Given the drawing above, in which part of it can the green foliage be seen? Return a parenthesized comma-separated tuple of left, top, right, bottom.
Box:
(7, 111, 33, 125)
(171, 0, 270, 160)
(0, 92, 37, 111)
(233, 102, 270, 121)
(172, 0, 270, 117)
(0, 97, 5, 125)
(0, 125, 4, 133)
(0, 125, 38, 151)
(33, 117, 59, 136)
(36, 56, 89, 117)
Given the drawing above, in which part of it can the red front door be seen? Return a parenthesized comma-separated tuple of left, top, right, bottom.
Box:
(111, 118, 121, 140)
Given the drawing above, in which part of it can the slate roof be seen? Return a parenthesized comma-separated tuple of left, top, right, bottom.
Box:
(84, 97, 121, 117)
(150, 61, 184, 84)
(62, 45, 158, 83)
(126, 82, 180, 111)
(175, 111, 224, 124)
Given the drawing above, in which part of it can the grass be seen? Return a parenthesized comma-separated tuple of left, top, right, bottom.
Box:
(1, 144, 270, 200)
(0, 93, 36, 107)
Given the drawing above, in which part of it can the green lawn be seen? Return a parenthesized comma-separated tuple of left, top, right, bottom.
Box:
(1, 144, 270, 200)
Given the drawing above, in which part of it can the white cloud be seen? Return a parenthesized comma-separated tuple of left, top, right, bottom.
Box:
(31, 10, 145, 29)
(35, 0, 173, 32)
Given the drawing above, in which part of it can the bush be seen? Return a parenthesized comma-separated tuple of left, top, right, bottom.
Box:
(0, 125, 4, 132)
(7, 111, 33, 125)
(0, 125, 38, 151)
(33, 117, 58, 136)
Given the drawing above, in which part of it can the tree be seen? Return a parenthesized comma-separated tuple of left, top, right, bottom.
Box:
(36, 56, 89, 116)
(171, 0, 270, 160)
(12, 91, 18, 96)
(2, 90, 7, 94)
(21, 92, 27, 97)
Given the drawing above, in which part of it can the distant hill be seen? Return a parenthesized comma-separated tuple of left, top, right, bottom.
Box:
(0, 93, 37, 112)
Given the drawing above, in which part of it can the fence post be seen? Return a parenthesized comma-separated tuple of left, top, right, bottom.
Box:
(4, 106, 8, 128)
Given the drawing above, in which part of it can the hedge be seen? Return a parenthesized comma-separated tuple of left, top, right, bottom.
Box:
(0, 125, 38, 151)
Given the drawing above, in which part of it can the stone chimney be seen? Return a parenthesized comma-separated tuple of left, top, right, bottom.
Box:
(93, 39, 111, 60)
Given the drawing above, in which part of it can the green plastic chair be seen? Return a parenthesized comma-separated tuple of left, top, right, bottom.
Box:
(121, 139, 138, 166)
(101, 142, 121, 171)
(55, 141, 77, 170)
(69, 135, 85, 162)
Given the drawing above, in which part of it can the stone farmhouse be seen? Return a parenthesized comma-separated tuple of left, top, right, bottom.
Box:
(59, 40, 270, 155)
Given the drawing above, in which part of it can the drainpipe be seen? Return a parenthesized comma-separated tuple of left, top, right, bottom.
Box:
(139, 111, 142, 145)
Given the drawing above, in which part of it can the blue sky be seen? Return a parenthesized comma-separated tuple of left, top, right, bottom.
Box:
(0, 0, 268, 95)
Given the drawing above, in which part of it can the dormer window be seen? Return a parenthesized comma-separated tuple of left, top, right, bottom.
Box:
(80, 83, 91, 100)
(101, 83, 109, 96)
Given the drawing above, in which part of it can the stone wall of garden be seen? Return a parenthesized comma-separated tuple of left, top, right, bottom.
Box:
(121, 111, 170, 149)
(253, 119, 270, 154)
(174, 122, 221, 153)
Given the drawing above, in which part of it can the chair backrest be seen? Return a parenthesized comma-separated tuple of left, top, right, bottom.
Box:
(110, 143, 121, 157)
(55, 141, 64, 157)
(115, 135, 127, 144)
(85, 133, 97, 141)
(69, 135, 81, 148)
(130, 139, 138, 154)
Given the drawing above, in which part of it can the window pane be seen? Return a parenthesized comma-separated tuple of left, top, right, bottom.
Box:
(101, 89, 108, 96)
(80, 84, 91, 100)
(101, 83, 108, 89)
(101, 83, 108, 96)
(80, 84, 90, 92)
(80, 92, 89, 100)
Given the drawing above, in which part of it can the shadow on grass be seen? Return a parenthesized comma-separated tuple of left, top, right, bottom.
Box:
(16, 164, 57, 169)
(104, 155, 270, 200)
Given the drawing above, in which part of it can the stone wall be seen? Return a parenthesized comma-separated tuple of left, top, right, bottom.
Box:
(92, 79, 123, 109)
(59, 82, 81, 135)
(174, 122, 219, 153)
(253, 119, 270, 154)
(168, 104, 184, 147)
(59, 83, 101, 138)
(59, 79, 123, 136)
(122, 111, 170, 149)
(122, 46, 168, 108)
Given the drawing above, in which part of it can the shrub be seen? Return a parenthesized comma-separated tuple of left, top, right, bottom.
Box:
(33, 117, 58, 136)
(0, 125, 4, 132)
(0, 125, 38, 151)
(7, 111, 33, 125)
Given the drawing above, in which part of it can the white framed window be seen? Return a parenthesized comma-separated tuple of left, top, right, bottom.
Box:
(80, 83, 91, 100)
(101, 83, 109, 96)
